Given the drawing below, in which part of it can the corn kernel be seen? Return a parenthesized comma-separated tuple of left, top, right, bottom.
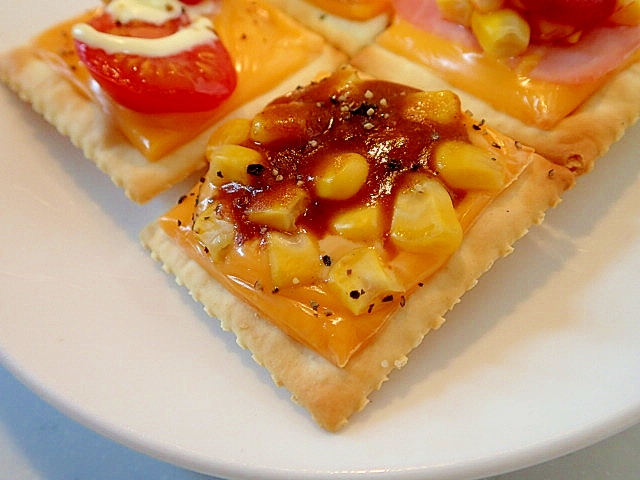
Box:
(266, 231, 323, 288)
(471, 9, 530, 58)
(314, 152, 369, 200)
(436, 0, 473, 26)
(246, 184, 310, 233)
(327, 247, 403, 316)
(206, 118, 251, 148)
(250, 102, 330, 145)
(400, 90, 462, 125)
(434, 140, 506, 190)
(206, 144, 265, 187)
(471, 0, 504, 12)
(611, 0, 640, 25)
(329, 204, 384, 242)
(389, 174, 463, 255)
(193, 204, 235, 261)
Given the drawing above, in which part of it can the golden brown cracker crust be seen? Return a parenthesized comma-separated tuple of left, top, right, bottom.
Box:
(140, 139, 573, 432)
(351, 44, 640, 175)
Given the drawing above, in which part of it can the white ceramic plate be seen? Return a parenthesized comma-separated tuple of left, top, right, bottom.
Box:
(1, 3, 639, 479)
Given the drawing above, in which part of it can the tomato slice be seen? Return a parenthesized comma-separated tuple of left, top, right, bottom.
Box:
(74, 11, 237, 113)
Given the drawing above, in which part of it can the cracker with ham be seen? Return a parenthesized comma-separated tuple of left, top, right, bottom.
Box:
(141, 67, 574, 431)
(0, 0, 346, 203)
(351, 0, 640, 174)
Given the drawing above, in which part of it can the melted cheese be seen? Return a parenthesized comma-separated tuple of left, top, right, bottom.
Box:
(158, 115, 532, 367)
(305, 0, 392, 20)
(376, 18, 609, 129)
(32, 0, 327, 161)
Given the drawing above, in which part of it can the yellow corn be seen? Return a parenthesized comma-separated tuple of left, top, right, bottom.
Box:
(206, 118, 251, 148)
(246, 185, 310, 233)
(266, 231, 323, 288)
(471, 8, 530, 57)
(400, 90, 462, 126)
(329, 204, 384, 242)
(389, 174, 463, 255)
(435, 0, 473, 26)
(327, 247, 403, 315)
(314, 152, 369, 200)
(433, 140, 506, 190)
(206, 144, 265, 187)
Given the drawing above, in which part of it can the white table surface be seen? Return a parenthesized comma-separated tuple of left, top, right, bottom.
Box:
(1, 361, 639, 480)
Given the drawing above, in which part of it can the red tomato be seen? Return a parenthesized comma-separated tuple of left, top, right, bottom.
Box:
(515, 0, 617, 31)
(74, 12, 237, 113)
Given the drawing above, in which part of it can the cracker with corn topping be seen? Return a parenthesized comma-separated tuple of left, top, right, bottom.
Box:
(141, 67, 574, 431)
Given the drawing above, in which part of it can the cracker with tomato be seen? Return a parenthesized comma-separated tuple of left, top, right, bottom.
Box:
(141, 67, 574, 431)
(351, 0, 640, 174)
(0, 0, 347, 203)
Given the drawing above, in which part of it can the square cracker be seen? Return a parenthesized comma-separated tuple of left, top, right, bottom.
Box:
(140, 122, 574, 432)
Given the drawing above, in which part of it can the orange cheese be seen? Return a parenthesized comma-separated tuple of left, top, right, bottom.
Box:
(376, 18, 609, 129)
(158, 111, 532, 367)
(31, 0, 328, 161)
(305, 0, 392, 20)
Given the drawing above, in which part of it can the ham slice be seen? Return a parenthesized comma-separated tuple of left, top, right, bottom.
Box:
(392, 0, 640, 84)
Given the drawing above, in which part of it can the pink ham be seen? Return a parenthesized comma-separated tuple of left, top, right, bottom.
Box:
(391, 0, 640, 84)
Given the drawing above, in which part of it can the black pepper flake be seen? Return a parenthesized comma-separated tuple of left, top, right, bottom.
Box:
(310, 301, 320, 311)
(367, 303, 375, 314)
(350, 290, 362, 299)
(322, 255, 332, 266)
(271, 287, 280, 294)
(548, 169, 555, 178)
(177, 219, 182, 227)
(386, 160, 402, 172)
(216, 170, 224, 178)
(382, 295, 394, 303)
(247, 163, 265, 176)
(418, 282, 424, 287)
(177, 194, 187, 204)
(346, 269, 353, 276)
(472, 123, 481, 131)
(491, 142, 502, 149)
(350, 102, 377, 116)
(203, 246, 210, 254)
(400, 295, 406, 307)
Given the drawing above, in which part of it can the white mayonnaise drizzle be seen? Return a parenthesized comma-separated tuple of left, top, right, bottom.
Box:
(72, 0, 220, 58)
(106, 0, 184, 25)
(72, 16, 216, 57)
